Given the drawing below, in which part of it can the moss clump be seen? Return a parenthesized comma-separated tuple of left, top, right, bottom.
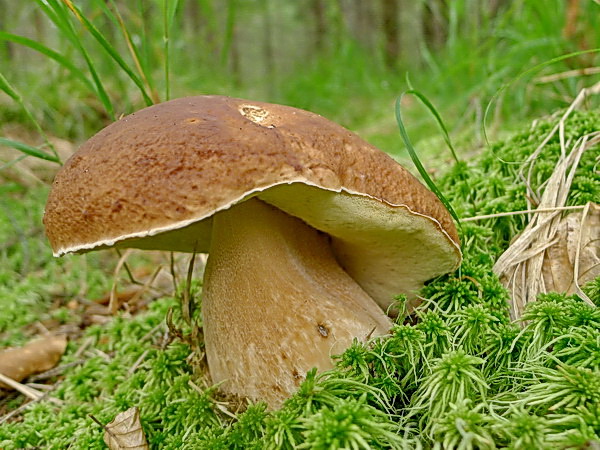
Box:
(438, 110, 600, 260)
(0, 297, 223, 449)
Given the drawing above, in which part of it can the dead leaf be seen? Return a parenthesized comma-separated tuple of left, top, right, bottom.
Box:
(542, 203, 600, 295)
(104, 407, 149, 450)
(94, 287, 144, 307)
(0, 335, 67, 389)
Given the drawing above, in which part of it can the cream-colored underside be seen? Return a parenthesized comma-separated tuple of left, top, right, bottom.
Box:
(261, 184, 460, 310)
(58, 181, 460, 310)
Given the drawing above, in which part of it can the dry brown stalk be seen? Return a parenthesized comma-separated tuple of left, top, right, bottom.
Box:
(493, 82, 600, 320)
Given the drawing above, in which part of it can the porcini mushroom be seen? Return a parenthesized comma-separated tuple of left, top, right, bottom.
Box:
(44, 96, 461, 408)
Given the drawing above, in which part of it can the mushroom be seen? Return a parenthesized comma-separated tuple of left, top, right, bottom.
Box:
(44, 96, 461, 408)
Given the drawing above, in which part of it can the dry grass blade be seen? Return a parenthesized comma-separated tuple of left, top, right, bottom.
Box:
(519, 82, 600, 203)
(542, 202, 600, 305)
(0, 372, 62, 408)
(29, 359, 87, 382)
(182, 252, 197, 326)
(462, 205, 586, 221)
(0, 373, 46, 401)
(0, 382, 62, 424)
(494, 82, 600, 320)
(106, 0, 159, 103)
(110, 249, 135, 314)
(535, 67, 600, 84)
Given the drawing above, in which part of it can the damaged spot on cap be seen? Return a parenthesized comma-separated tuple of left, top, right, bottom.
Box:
(239, 105, 274, 128)
(317, 323, 329, 338)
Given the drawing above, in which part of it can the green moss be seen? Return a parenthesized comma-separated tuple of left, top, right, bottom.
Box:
(583, 277, 600, 306)
(1, 110, 599, 448)
(0, 295, 223, 448)
(438, 110, 600, 260)
(0, 186, 116, 347)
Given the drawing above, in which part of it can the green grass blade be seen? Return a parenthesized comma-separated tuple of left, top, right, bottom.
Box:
(221, 0, 237, 67)
(0, 154, 29, 171)
(163, 0, 171, 101)
(62, 0, 154, 106)
(0, 31, 95, 93)
(394, 94, 461, 226)
(165, 0, 180, 26)
(35, 0, 115, 120)
(404, 89, 460, 164)
(0, 138, 61, 164)
(103, 0, 159, 103)
(163, 0, 181, 101)
(483, 48, 600, 155)
(0, 72, 61, 162)
(0, 72, 20, 103)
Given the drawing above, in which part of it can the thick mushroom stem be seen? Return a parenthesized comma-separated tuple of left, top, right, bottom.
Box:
(202, 198, 393, 408)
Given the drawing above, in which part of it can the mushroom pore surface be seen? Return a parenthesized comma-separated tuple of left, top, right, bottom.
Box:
(203, 198, 392, 408)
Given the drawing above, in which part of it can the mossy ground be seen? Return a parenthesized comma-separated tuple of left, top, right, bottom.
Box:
(0, 110, 599, 448)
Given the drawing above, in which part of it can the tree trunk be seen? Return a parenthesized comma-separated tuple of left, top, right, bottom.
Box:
(263, 0, 276, 96)
(381, 0, 399, 69)
(422, 0, 447, 50)
(221, 0, 241, 86)
(0, 0, 15, 61)
(310, 0, 327, 53)
(197, 0, 219, 59)
(355, 0, 376, 53)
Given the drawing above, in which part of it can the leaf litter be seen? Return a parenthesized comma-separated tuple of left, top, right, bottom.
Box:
(102, 407, 149, 450)
(493, 81, 600, 319)
(0, 334, 67, 390)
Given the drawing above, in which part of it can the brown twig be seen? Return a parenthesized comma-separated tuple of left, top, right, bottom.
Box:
(29, 359, 87, 382)
(0, 373, 62, 406)
(0, 390, 59, 424)
(110, 249, 134, 314)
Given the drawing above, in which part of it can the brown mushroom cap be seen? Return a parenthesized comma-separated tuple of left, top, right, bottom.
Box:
(44, 95, 461, 308)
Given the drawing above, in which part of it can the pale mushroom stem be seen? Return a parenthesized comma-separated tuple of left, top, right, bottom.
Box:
(202, 198, 393, 408)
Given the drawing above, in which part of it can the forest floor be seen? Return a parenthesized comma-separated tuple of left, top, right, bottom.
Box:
(0, 82, 598, 448)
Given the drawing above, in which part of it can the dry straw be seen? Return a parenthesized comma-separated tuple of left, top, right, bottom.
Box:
(491, 82, 600, 320)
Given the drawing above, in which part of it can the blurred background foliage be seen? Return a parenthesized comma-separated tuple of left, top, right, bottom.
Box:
(0, 0, 599, 163)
